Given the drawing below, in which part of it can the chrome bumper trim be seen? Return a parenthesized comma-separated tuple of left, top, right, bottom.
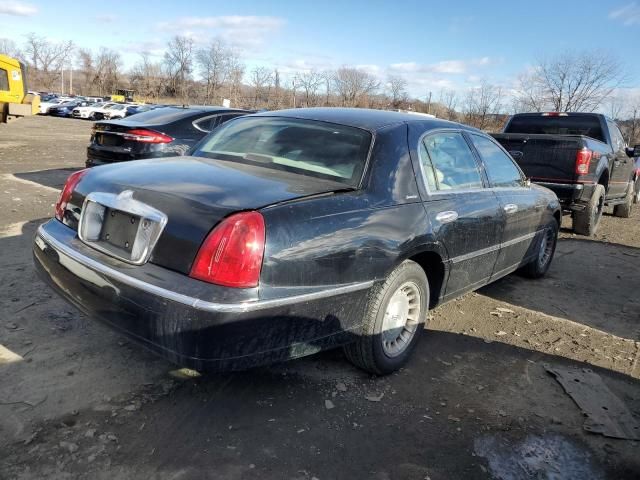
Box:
(36, 225, 374, 314)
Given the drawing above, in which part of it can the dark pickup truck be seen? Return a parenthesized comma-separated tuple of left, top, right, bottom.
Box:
(493, 112, 639, 235)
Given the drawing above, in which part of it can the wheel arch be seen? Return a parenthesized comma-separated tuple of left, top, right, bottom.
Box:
(398, 244, 448, 309)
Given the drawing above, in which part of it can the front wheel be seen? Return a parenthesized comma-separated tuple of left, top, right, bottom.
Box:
(343, 260, 429, 375)
(520, 219, 558, 278)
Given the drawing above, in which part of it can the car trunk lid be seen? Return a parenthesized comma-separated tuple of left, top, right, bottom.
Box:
(71, 156, 350, 274)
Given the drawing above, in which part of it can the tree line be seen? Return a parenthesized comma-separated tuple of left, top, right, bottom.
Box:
(1, 34, 638, 141)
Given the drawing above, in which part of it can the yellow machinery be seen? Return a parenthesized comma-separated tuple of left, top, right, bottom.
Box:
(109, 89, 136, 103)
(0, 53, 39, 123)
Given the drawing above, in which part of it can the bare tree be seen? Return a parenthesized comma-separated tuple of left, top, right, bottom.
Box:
(164, 35, 194, 101)
(226, 55, 245, 107)
(462, 81, 504, 130)
(76, 48, 95, 95)
(0, 38, 22, 59)
(605, 93, 625, 120)
(386, 75, 408, 109)
(93, 48, 121, 95)
(130, 53, 165, 101)
(297, 70, 324, 107)
(23, 33, 74, 91)
(438, 89, 458, 120)
(333, 67, 380, 107)
(196, 38, 232, 105)
(515, 51, 625, 112)
(249, 67, 272, 108)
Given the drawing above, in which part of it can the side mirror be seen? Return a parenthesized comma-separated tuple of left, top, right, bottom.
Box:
(626, 145, 640, 158)
(523, 178, 531, 188)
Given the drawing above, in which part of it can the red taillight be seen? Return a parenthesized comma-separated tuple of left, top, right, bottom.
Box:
(575, 149, 593, 175)
(190, 211, 266, 288)
(123, 129, 173, 144)
(55, 169, 88, 221)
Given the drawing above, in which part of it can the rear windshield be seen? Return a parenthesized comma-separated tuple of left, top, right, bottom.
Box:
(505, 115, 605, 142)
(193, 117, 372, 186)
(126, 107, 215, 124)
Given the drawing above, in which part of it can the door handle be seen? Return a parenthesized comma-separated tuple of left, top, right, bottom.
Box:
(504, 204, 518, 215)
(435, 211, 458, 223)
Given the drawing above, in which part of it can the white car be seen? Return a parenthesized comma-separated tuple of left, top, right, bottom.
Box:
(71, 102, 118, 120)
(103, 103, 134, 119)
(39, 98, 66, 114)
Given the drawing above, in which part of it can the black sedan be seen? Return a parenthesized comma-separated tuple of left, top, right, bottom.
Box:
(86, 106, 251, 167)
(34, 108, 561, 374)
(48, 100, 89, 117)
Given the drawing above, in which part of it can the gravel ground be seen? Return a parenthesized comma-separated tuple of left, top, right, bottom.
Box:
(0, 116, 639, 480)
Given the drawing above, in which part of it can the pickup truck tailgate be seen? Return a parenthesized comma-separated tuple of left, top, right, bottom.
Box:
(492, 134, 581, 182)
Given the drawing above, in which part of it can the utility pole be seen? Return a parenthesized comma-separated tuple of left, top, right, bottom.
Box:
(69, 67, 73, 95)
(426, 91, 432, 114)
(61, 69, 64, 95)
(292, 76, 296, 108)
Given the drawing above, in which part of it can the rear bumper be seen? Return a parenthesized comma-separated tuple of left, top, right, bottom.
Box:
(33, 220, 370, 371)
(534, 181, 595, 210)
(86, 146, 170, 167)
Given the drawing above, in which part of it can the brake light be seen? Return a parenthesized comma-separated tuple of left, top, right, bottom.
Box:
(55, 169, 88, 221)
(542, 112, 568, 117)
(122, 129, 173, 143)
(190, 211, 265, 288)
(575, 149, 593, 175)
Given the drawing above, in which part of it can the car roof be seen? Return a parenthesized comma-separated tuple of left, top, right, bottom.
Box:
(251, 107, 478, 133)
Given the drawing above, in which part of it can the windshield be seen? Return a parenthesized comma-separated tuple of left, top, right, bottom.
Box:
(505, 115, 605, 142)
(193, 117, 372, 186)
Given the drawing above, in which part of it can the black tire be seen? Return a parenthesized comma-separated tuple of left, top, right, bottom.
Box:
(343, 260, 429, 375)
(573, 184, 605, 236)
(613, 182, 634, 218)
(520, 219, 558, 278)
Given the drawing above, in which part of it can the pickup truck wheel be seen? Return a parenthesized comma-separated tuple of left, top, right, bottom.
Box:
(520, 219, 558, 278)
(343, 260, 429, 375)
(573, 184, 605, 236)
(613, 183, 634, 218)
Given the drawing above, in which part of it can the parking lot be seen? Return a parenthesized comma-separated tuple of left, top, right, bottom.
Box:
(1, 116, 639, 479)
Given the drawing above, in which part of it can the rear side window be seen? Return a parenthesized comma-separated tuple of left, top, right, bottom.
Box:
(0, 68, 9, 91)
(505, 115, 605, 143)
(194, 117, 372, 186)
(607, 121, 626, 151)
(420, 131, 484, 191)
(471, 134, 523, 188)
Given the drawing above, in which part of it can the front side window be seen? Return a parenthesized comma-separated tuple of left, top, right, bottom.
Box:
(0, 68, 9, 91)
(420, 131, 484, 191)
(194, 117, 372, 186)
(471, 134, 523, 188)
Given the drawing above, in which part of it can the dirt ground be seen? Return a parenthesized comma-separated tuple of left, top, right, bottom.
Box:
(0, 116, 638, 480)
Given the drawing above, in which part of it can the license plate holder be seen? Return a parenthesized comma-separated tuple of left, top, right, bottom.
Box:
(78, 190, 167, 265)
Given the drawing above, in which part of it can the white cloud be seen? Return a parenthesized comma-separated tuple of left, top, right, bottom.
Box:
(389, 57, 494, 76)
(609, 2, 640, 25)
(157, 15, 285, 52)
(0, 1, 37, 16)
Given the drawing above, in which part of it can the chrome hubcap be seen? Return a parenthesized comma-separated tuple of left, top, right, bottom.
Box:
(381, 282, 421, 357)
(538, 228, 554, 267)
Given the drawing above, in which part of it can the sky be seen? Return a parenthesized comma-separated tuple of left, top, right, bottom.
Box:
(1, 0, 639, 98)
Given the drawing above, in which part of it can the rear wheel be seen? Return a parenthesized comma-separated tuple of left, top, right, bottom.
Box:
(343, 260, 429, 375)
(613, 182, 634, 218)
(520, 219, 558, 278)
(573, 184, 605, 236)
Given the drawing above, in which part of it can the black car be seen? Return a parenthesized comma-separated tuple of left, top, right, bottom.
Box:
(34, 108, 561, 375)
(86, 106, 251, 167)
(48, 100, 88, 117)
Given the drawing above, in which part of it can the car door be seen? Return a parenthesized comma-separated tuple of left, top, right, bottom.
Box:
(606, 120, 632, 197)
(468, 133, 543, 278)
(417, 130, 504, 298)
